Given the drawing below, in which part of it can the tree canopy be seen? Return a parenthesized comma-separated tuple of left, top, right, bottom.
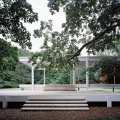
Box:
(47, 0, 120, 60)
(18, 48, 33, 57)
(30, 0, 120, 70)
(30, 20, 80, 71)
(0, 0, 38, 49)
(0, 38, 19, 87)
(0, 0, 38, 76)
(0, 38, 18, 73)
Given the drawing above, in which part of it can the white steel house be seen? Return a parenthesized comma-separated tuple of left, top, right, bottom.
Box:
(19, 56, 120, 90)
(0, 56, 120, 110)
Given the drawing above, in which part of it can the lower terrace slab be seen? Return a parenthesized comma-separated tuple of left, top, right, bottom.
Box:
(0, 90, 120, 108)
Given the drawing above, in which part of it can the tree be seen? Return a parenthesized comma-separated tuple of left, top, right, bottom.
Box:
(45, 69, 70, 84)
(18, 49, 34, 57)
(95, 39, 120, 56)
(0, 0, 38, 49)
(0, 38, 18, 75)
(0, 62, 32, 88)
(11, 62, 31, 85)
(47, 0, 120, 60)
(87, 58, 120, 83)
(0, 0, 38, 81)
(0, 38, 19, 88)
(30, 20, 80, 71)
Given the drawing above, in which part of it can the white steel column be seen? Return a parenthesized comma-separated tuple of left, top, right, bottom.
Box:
(73, 64, 75, 84)
(31, 65, 34, 91)
(44, 68, 46, 85)
(86, 58, 89, 90)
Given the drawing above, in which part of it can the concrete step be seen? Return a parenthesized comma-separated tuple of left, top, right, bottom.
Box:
(44, 88, 76, 91)
(25, 100, 88, 104)
(44, 84, 76, 87)
(28, 99, 86, 101)
(23, 104, 88, 107)
(28, 96, 86, 100)
(21, 107, 89, 111)
(44, 84, 76, 91)
(21, 94, 89, 111)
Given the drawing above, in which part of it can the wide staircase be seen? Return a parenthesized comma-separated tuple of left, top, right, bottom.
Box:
(21, 95, 89, 111)
(21, 84, 89, 111)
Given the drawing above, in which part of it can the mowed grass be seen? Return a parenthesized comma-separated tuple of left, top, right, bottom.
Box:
(0, 87, 120, 92)
(82, 87, 120, 93)
(0, 87, 44, 91)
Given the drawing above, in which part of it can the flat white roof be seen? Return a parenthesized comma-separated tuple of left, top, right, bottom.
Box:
(19, 57, 46, 70)
(78, 56, 120, 61)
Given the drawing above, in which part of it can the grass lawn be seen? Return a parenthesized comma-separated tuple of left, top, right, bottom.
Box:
(0, 88, 21, 91)
(0, 87, 120, 93)
(0, 87, 44, 91)
(78, 87, 120, 93)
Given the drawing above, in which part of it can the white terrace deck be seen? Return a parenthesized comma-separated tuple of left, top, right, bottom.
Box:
(0, 90, 120, 108)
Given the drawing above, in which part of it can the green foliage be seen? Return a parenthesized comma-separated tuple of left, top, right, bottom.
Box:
(0, 39, 19, 88)
(12, 62, 31, 84)
(0, 62, 31, 88)
(34, 69, 70, 84)
(87, 58, 120, 80)
(34, 69, 44, 84)
(0, 70, 18, 88)
(45, 69, 70, 84)
(18, 49, 34, 57)
(30, 20, 79, 71)
(0, 0, 38, 49)
(0, 38, 18, 75)
(95, 39, 120, 56)
(0, 57, 71, 88)
(0, 0, 38, 88)
(47, 0, 120, 56)
(75, 67, 86, 81)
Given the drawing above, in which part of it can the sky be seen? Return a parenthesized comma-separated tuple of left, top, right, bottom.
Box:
(24, 0, 66, 52)
(13, 0, 88, 55)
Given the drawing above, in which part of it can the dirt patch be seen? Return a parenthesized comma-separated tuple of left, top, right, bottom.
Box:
(0, 107, 120, 120)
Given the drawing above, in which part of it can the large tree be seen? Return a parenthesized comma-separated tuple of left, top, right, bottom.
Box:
(0, 0, 38, 49)
(30, 20, 80, 71)
(0, 0, 38, 86)
(47, 0, 120, 60)
(0, 0, 38, 74)
(0, 39, 18, 74)
(0, 38, 18, 88)
(95, 38, 120, 56)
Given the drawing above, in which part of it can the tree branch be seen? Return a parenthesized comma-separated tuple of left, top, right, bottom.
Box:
(68, 21, 120, 61)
